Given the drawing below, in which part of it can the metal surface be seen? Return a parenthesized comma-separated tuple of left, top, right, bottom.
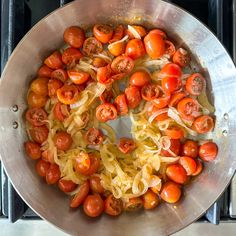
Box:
(0, 0, 236, 235)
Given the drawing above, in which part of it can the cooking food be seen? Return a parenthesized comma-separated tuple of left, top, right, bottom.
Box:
(24, 23, 218, 217)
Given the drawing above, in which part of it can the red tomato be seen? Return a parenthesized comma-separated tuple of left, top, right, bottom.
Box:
(166, 164, 187, 184)
(84, 128, 103, 145)
(164, 126, 184, 139)
(83, 194, 104, 217)
(53, 102, 69, 122)
(108, 42, 125, 56)
(57, 85, 79, 104)
(51, 69, 68, 82)
(114, 94, 128, 115)
(161, 139, 181, 157)
(53, 131, 72, 151)
(149, 29, 167, 39)
(63, 26, 85, 48)
(30, 125, 49, 144)
(126, 25, 147, 39)
(169, 92, 186, 107)
(44, 51, 63, 69)
(48, 79, 63, 97)
(159, 63, 182, 78)
(83, 37, 103, 55)
(152, 91, 171, 109)
(142, 189, 159, 210)
(192, 160, 203, 176)
(179, 156, 197, 175)
(192, 115, 214, 134)
(165, 40, 176, 57)
(161, 76, 182, 93)
(147, 103, 169, 122)
(125, 39, 146, 60)
(144, 30, 166, 59)
(125, 86, 141, 109)
(25, 108, 47, 127)
(58, 179, 77, 193)
(62, 47, 83, 65)
(24, 141, 41, 160)
(92, 57, 107, 68)
(68, 70, 90, 85)
(104, 194, 123, 216)
(173, 48, 191, 67)
(111, 55, 134, 74)
(89, 176, 104, 194)
(100, 90, 113, 103)
(181, 140, 198, 158)
(109, 25, 124, 43)
(46, 163, 61, 184)
(141, 83, 160, 101)
(30, 77, 48, 96)
(37, 65, 53, 78)
(125, 197, 143, 211)
(35, 159, 50, 177)
(118, 138, 136, 154)
(97, 64, 113, 85)
(160, 181, 181, 203)
(70, 180, 90, 208)
(185, 73, 206, 96)
(129, 70, 150, 87)
(96, 103, 117, 122)
(199, 142, 218, 162)
(93, 24, 113, 43)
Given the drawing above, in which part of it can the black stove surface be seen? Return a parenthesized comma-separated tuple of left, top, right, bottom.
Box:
(0, 0, 234, 225)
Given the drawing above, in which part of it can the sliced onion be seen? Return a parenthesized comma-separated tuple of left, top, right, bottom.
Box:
(70, 93, 89, 109)
(128, 25, 141, 39)
(61, 104, 70, 117)
(108, 35, 128, 50)
(161, 157, 180, 163)
(93, 53, 112, 62)
(149, 175, 161, 188)
(160, 136, 171, 150)
(148, 108, 169, 123)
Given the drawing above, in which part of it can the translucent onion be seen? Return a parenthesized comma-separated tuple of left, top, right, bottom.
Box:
(148, 108, 169, 123)
(108, 35, 129, 50)
(127, 25, 141, 39)
(149, 175, 161, 188)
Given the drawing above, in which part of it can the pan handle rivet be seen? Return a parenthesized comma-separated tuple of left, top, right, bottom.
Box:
(222, 130, 228, 136)
(223, 113, 229, 120)
(12, 105, 18, 112)
(12, 121, 18, 129)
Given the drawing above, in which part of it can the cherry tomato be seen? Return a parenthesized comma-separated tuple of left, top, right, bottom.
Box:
(152, 91, 171, 109)
(30, 77, 48, 96)
(89, 176, 104, 194)
(181, 140, 198, 158)
(144, 30, 165, 59)
(51, 69, 68, 82)
(109, 25, 124, 43)
(161, 139, 181, 157)
(166, 163, 187, 184)
(83, 194, 104, 217)
(164, 126, 184, 139)
(165, 40, 176, 57)
(191, 160, 203, 176)
(57, 85, 79, 104)
(30, 125, 49, 144)
(25, 108, 47, 126)
(149, 29, 167, 39)
(100, 90, 113, 103)
(84, 128, 103, 145)
(58, 179, 77, 193)
(35, 159, 50, 177)
(68, 70, 90, 85)
(159, 63, 182, 78)
(173, 48, 191, 67)
(142, 189, 159, 210)
(125, 39, 146, 60)
(37, 65, 53, 78)
(53, 102, 69, 122)
(147, 104, 169, 122)
(97, 64, 113, 85)
(44, 51, 63, 69)
(63, 26, 85, 48)
(53, 131, 72, 151)
(92, 57, 107, 68)
(162, 76, 182, 93)
(70, 180, 90, 208)
(83, 37, 103, 55)
(24, 141, 41, 160)
(179, 156, 197, 175)
(42, 150, 54, 163)
(125, 197, 143, 211)
(125, 86, 141, 109)
(111, 55, 134, 74)
(199, 142, 218, 162)
(48, 79, 63, 97)
(96, 103, 117, 122)
(129, 70, 150, 87)
(169, 92, 186, 107)
(46, 163, 61, 184)
(118, 138, 136, 154)
(108, 42, 125, 56)
(141, 83, 160, 101)
(126, 25, 147, 39)
(185, 73, 206, 95)
(104, 194, 123, 216)
(177, 98, 200, 121)
(62, 47, 83, 65)
(114, 94, 128, 115)
(192, 115, 214, 134)
(160, 181, 181, 203)
(93, 24, 113, 43)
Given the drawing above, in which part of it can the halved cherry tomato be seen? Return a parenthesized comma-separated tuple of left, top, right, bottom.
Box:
(30, 125, 49, 144)
(108, 41, 125, 56)
(96, 103, 117, 122)
(181, 140, 198, 158)
(53, 102, 69, 122)
(37, 65, 53, 78)
(147, 104, 169, 122)
(30, 77, 48, 96)
(160, 181, 181, 203)
(165, 40, 176, 57)
(142, 189, 159, 210)
(185, 73, 205, 95)
(24, 141, 41, 160)
(53, 131, 72, 151)
(97, 64, 113, 85)
(164, 126, 184, 139)
(83, 37, 103, 55)
(166, 163, 187, 184)
(57, 85, 79, 104)
(159, 63, 182, 78)
(58, 179, 77, 193)
(46, 163, 61, 184)
(126, 25, 147, 39)
(161, 139, 181, 157)
(192, 115, 214, 134)
(51, 69, 68, 82)
(125, 86, 141, 109)
(93, 24, 113, 43)
(144, 30, 166, 59)
(70, 180, 90, 208)
(125, 197, 143, 211)
(149, 29, 167, 39)
(152, 91, 171, 109)
(104, 194, 123, 216)
(191, 160, 203, 176)
(118, 138, 136, 154)
(111, 55, 134, 74)
(83, 194, 104, 217)
(179, 156, 197, 175)
(63, 26, 85, 48)
(109, 25, 124, 43)
(141, 83, 159, 101)
(26, 108, 47, 126)
(114, 94, 129, 115)
(84, 128, 103, 145)
(173, 48, 191, 67)
(89, 176, 104, 194)
(129, 70, 150, 87)
(62, 47, 83, 65)
(125, 39, 146, 60)
(100, 90, 113, 103)
(162, 76, 182, 93)
(35, 159, 50, 177)
(44, 51, 63, 69)
(68, 70, 90, 85)
(177, 97, 200, 121)
(48, 79, 63, 97)
(169, 92, 186, 107)
(42, 150, 54, 163)
(92, 57, 107, 68)
(199, 142, 218, 162)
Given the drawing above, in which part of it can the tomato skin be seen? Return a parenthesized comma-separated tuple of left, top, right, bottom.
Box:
(169, 92, 186, 107)
(114, 94, 128, 115)
(141, 83, 159, 101)
(181, 140, 198, 158)
(111, 55, 134, 74)
(96, 103, 117, 122)
(199, 142, 218, 162)
(83, 194, 104, 217)
(46, 164, 61, 184)
(161, 139, 181, 157)
(93, 24, 113, 43)
(192, 160, 203, 176)
(166, 164, 187, 184)
(63, 26, 85, 48)
(53, 102, 69, 122)
(44, 51, 63, 70)
(84, 128, 103, 145)
(58, 179, 77, 193)
(126, 25, 147, 39)
(160, 63, 182, 78)
(164, 126, 184, 139)
(179, 156, 197, 175)
(152, 92, 171, 109)
(125, 197, 143, 211)
(165, 40, 176, 57)
(97, 64, 113, 85)
(142, 189, 159, 210)
(30, 77, 48, 96)
(118, 138, 136, 154)
(173, 48, 191, 67)
(185, 73, 205, 96)
(48, 79, 63, 97)
(70, 180, 90, 208)
(42, 150, 54, 163)
(27, 91, 47, 108)
(30, 125, 49, 144)
(125, 39, 146, 60)
(160, 181, 181, 203)
(104, 194, 123, 216)
(109, 25, 124, 43)
(129, 70, 151, 87)
(100, 90, 113, 103)
(108, 42, 125, 56)
(35, 159, 50, 177)
(51, 69, 68, 83)
(26, 108, 47, 127)
(37, 65, 53, 78)
(161, 76, 181, 93)
(54, 131, 72, 151)
(192, 115, 214, 134)
(68, 70, 90, 85)
(24, 141, 42, 160)
(89, 176, 104, 194)
(83, 37, 103, 55)
(125, 86, 141, 109)
(149, 29, 167, 39)
(57, 85, 79, 105)
(92, 57, 107, 68)
(147, 103, 169, 122)
(62, 47, 83, 65)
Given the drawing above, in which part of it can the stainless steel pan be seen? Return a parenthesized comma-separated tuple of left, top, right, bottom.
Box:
(1, 0, 236, 235)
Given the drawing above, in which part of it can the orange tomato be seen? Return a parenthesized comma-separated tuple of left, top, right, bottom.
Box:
(142, 189, 159, 210)
(44, 51, 63, 69)
(111, 55, 134, 74)
(160, 181, 181, 203)
(51, 69, 68, 82)
(30, 125, 49, 144)
(97, 64, 113, 85)
(161, 76, 182, 93)
(166, 164, 187, 184)
(125, 197, 143, 211)
(24, 141, 42, 160)
(93, 24, 113, 43)
(63, 26, 85, 48)
(125, 86, 141, 109)
(152, 91, 171, 109)
(53, 131, 72, 151)
(61, 47, 83, 65)
(57, 85, 79, 104)
(192, 115, 214, 134)
(125, 39, 146, 60)
(173, 48, 191, 67)
(83, 37, 103, 55)
(179, 156, 197, 175)
(159, 63, 182, 78)
(165, 40, 176, 57)
(58, 179, 77, 193)
(104, 194, 123, 216)
(109, 25, 124, 43)
(161, 139, 181, 157)
(25, 108, 47, 127)
(35, 159, 50, 177)
(37, 65, 53, 78)
(164, 126, 184, 139)
(27, 91, 47, 108)
(199, 142, 218, 162)
(126, 25, 147, 39)
(83, 194, 104, 217)
(191, 160, 203, 176)
(30, 77, 48, 96)
(46, 163, 61, 184)
(118, 138, 136, 154)
(129, 70, 151, 87)
(181, 140, 198, 158)
(141, 83, 160, 101)
(53, 102, 69, 122)
(108, 42, 125, 56)
(169, 92, 186, 107)
(84, 128, 103, 145)
(89, 176, 104, 194)
(96, 103, 117, 122)
(68, 70, 90, 85)
(48, 78, 63, 97)
(114, 94, 129, 115)
(185, 73, 205, 95)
